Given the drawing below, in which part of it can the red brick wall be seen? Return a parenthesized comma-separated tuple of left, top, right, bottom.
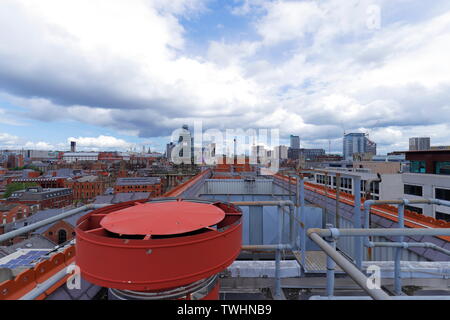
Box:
(65, 180, 106, 201)
(42, 220, 75, 245)
(1, 204, 32, 225)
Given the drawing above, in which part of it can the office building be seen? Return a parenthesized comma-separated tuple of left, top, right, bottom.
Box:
(409, 137, 431, 151)
(343, 133, 377, 160)
(290, 135, 300, 149)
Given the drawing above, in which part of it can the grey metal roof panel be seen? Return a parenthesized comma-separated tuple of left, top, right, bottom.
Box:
(0, 235, 56, 255)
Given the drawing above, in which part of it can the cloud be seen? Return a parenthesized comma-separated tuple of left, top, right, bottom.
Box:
(0, 133, 20, 147)
(1, 0, 450, 153)
(0, 0, 264, 137)
(23, 141, 56, 150)
(0, 109, 24, 126)
(67, 135, 132, 150)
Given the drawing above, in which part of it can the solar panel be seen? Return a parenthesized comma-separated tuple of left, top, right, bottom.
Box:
(0, 250, 50, 269)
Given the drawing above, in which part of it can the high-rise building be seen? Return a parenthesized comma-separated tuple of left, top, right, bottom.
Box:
(343, 133, 377, 160)
(409, 137, 431, 151)
(166, 142, 175, 160)
(274, 145, 289, 160)
(70, 141, 76, 153)
(290, 135, 300, 149)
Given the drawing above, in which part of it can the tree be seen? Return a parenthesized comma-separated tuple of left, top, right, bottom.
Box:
(3, 182, 39, 199)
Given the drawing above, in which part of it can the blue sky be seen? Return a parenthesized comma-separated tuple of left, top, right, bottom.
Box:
(1, 0, 450, 154)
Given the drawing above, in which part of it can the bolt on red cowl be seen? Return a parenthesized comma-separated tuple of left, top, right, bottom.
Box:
(75, 198, 242, 293)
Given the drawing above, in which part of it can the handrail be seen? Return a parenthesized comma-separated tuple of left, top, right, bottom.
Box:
(0, 204, 109, 243)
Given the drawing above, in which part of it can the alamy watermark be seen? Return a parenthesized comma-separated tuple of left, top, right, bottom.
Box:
(366, 264, 381, 290)
(169, 121, 281, 175)
(367, 4, 381, 30)
(66, 264, 81, 290)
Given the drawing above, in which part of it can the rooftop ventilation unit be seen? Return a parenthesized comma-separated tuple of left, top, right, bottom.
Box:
(76, 198, 242, 300)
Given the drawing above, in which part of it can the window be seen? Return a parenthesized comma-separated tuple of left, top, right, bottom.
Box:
(435, 162, 450, 175)
(57, 229, 67, 244)
(435, 188, 450, 201)
(410, 161, 426, 173)
(436, 211, 450, 222)
(404, 184, 423, 196)
(405, 205, 423, 214)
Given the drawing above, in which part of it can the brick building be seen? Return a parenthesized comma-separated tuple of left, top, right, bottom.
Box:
(406, 149, 450, 175)
(114, 177, 162, 196)
(3, 186, 73, 209)
(0, 204, 33, 228)
(11, 177, 67, 189)
(64, 175, 107, 202)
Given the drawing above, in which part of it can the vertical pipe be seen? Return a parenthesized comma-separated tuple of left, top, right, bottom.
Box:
(289, 205, 295, 249)
(353, 176, 362, 269)
(288, 174, 292, 202)
(335, 174, 341, 228)
(395, 203, 405, 295)
(300, 175, 306, 269)
(364, 204, 373, 261)
(275, 205, 283, 298)
(326, 235, 336, 297)
(324, 174, 328, 226)
(296, 177, 300, 250)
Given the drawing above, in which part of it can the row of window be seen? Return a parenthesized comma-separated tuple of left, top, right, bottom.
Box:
(404, 184, 450, 201)
(405, 206, 450, 222)
(315, 175, 379, 194)
(410, 161, 450, 175)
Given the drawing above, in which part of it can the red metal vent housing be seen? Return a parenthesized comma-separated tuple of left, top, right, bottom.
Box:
(75, 198, 242, 291)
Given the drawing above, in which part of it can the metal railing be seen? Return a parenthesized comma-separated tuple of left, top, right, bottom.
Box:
(0, 204, 110, 243)
(308, 226, 450, 300)
(363, 198, 450, 295)
(232, 200, 296, 299)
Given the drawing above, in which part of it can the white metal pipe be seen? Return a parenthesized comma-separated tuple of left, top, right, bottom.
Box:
(395, 202, 406, 295)
(274, 206, 283, 298)
(370, 242, 450, 256)
(353, 176, 363, 269)
(325, 229, 336, 297)
(0, 204, 109, 243)
(311, 228, 450, 238)
(299, 176, 306, 270)
(241, 244, 292, 251)
(308, 231, 391, 300)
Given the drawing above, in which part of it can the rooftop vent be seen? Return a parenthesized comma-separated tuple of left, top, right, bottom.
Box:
(76, 198, 242, 300)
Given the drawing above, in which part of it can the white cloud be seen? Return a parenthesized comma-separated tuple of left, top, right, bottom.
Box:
(67, 135, 132, 150)
(0, 133, 20, 146)
(23, 141, 56, 150)
(1, 0, 450, 153)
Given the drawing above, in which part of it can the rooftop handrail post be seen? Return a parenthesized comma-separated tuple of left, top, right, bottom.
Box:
(325, 224, 337, 298)
(274, 204, 283, 299)
(289, 204, 295, 250)
(363, 200, 376, 260)
(295, 175, 300, 250)
(394, 200, 408, 295)
(353, 176, 363, 269)
(299, 174, 306, 270)
(335, 173, 341, 228)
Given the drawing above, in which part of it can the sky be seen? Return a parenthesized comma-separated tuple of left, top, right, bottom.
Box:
(0, 0, 450, 154)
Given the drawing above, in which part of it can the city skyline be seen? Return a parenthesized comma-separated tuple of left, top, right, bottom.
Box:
(1, 1, 450, 154)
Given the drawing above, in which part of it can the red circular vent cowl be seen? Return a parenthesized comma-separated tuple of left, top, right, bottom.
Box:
(75, 199, 242, 292)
